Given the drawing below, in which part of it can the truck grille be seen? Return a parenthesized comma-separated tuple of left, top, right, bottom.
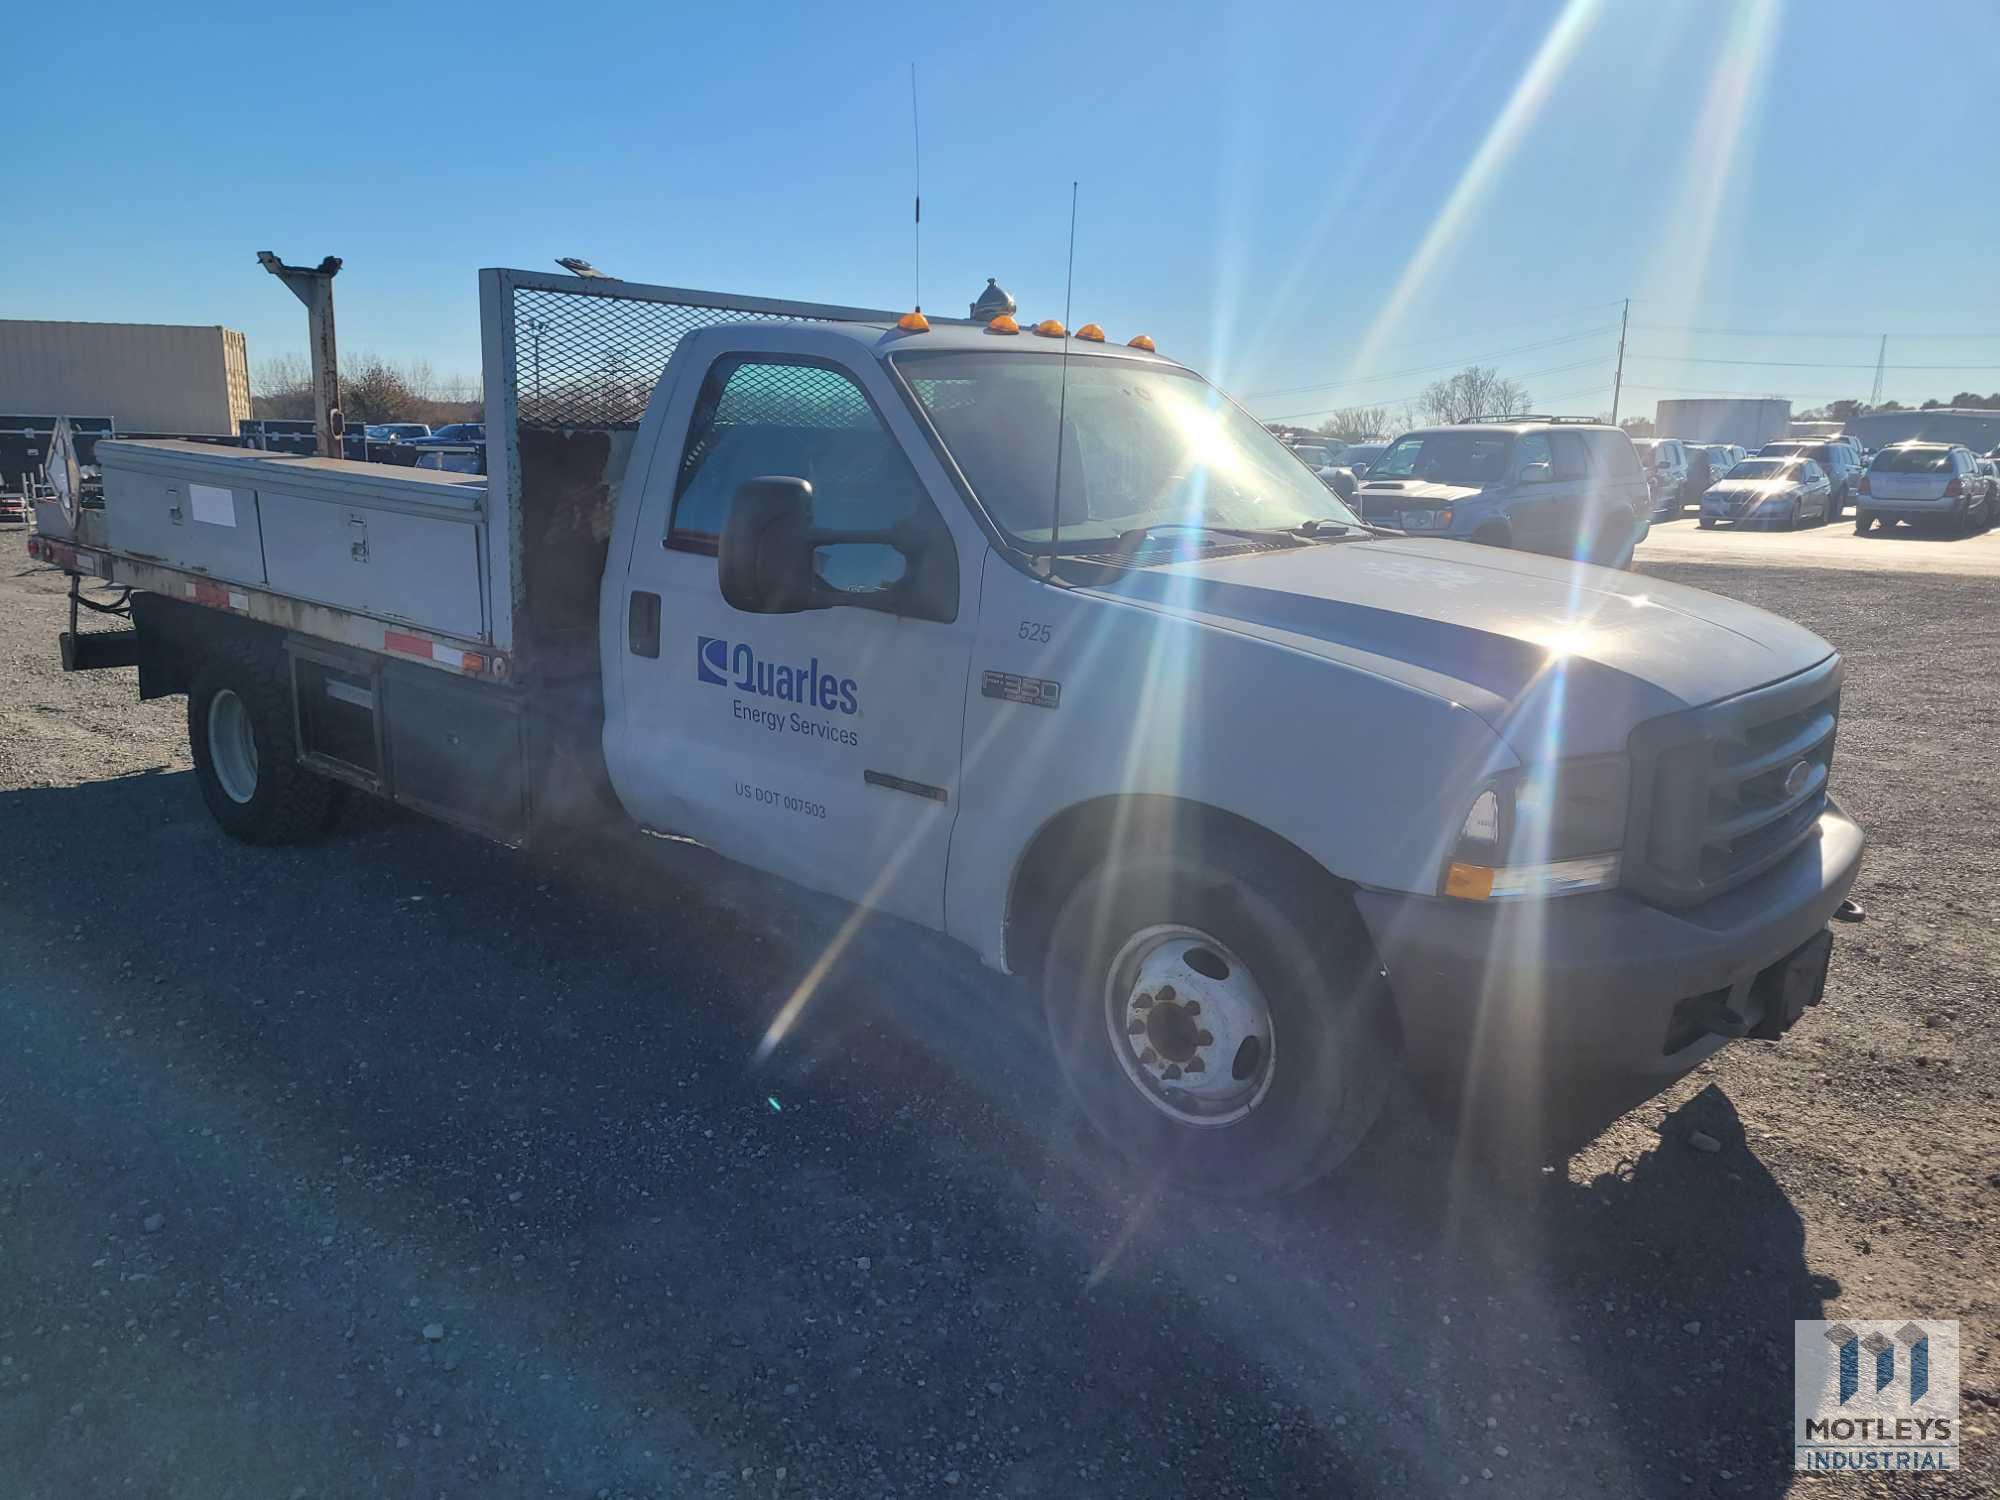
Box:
(1626, 657, 1842, 906)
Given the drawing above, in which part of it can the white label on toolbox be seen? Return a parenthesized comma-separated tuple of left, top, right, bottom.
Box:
(189, 483, 235, 526)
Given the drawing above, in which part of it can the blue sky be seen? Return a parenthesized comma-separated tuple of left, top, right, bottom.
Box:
(12, 0, 1998, 422)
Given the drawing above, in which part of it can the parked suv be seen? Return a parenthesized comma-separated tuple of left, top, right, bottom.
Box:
(1856, 443, 1994, 535)
(1631, 438, 1691, 516)
(1759, 439, 1863, 520)
(1352, 416, 1651, 564)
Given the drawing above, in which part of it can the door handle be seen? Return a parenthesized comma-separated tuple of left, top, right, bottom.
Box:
(628, 591, 661, 657)
(168, 487, 184, 525)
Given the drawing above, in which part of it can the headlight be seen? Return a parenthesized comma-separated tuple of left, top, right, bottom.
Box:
(1399, 508, 1454, 530)
(1441, 756, 1628, 900)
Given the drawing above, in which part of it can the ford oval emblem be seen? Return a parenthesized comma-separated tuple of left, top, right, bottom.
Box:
(1783, 760, 1813, 798)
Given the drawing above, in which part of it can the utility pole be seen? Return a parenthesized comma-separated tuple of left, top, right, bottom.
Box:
(1610, 297, 1630, 425)
(257, 251, 344, 458)
(1869, 334, 1887, 408)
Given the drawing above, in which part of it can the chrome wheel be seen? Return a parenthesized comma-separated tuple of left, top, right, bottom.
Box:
(1103, 925, 1276, 1128)
(207, 688, 259, 804)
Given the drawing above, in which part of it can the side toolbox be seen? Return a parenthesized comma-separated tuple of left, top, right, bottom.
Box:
(288, 640, 529, 845)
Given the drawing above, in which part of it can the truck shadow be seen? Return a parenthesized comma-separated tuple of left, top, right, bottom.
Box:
(0, 769, 1827, 1498)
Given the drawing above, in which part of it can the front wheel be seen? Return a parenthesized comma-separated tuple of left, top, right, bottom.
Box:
(1042, 845, 1394, 1197)
(189, 641, 346, 845)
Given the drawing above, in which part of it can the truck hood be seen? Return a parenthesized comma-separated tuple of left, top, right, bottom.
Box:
(1353, 479, 1484, 508)
(1091, 538, 1834, 758)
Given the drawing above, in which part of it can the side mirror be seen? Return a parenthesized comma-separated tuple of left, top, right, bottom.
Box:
(719, 476, 819, 614)
(1521, 461, 1554, 483)
(718, 476, 950, 620)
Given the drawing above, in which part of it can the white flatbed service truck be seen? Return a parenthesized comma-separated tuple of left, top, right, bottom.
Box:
(29, 266, 1864, 1193)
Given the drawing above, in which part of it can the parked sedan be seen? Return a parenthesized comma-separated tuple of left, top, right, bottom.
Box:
(1758, 439, 1863, 519)
(412, 422, 486, 446)
(1699, 456, 1832, 530)
(371, 422, 433, 442)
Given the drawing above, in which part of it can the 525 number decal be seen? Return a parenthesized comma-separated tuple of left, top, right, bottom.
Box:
(1017, 621, 1052, 643)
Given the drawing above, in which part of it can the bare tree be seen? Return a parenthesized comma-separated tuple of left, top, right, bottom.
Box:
(253, 349, 479, 426)
(251, 354, 316, 419)
(1416, 366, 1531, 426)
(1316, 406, 1395, 443)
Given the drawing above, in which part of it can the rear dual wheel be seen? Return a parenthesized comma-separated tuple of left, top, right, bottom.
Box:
(1041, 840, 1394, 1197)
(188, 640, 346, 845)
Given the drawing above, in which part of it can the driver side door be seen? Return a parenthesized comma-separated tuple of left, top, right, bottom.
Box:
(617, 347, 977, 929)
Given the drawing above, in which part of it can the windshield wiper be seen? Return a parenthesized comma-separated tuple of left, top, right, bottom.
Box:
(1296, 518, 1390, 540)
(1114, 522, 1267, 546)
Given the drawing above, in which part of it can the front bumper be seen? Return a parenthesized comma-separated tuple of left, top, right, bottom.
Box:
(1353, 800, 1863, 1091)
(1702, 492, 1788, 522)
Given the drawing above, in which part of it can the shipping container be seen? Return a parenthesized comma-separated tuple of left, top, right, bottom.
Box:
(0, 320, 250, 436)
(1653, 398, 1793, 450)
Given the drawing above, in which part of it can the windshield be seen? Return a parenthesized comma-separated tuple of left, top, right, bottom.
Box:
(1725, 459, 1795, 480)
(1366, 430, 1513, 486)
(894, 352, 1360, 544)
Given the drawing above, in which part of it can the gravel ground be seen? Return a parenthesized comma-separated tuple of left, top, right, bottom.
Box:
(0, 531, 1994, 1498)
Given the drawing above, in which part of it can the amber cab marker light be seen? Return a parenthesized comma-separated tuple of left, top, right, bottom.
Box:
(1032, 318, 1066, 338)
(1127, 333, 1156, 351)
(986, 314, 1020, 334)
(1443, 861, 1496, 901)
(896, 310, 931, 333)
(1076, 322, 1106, 342)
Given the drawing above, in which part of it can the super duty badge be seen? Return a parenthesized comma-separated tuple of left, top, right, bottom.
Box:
(982, 670, 1060, 710)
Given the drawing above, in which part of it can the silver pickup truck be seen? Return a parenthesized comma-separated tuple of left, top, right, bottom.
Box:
(29, 266, 1864, 1195)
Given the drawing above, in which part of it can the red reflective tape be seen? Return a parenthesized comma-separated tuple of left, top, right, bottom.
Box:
(383, 631, 435, 660)
(190, 581, 232, 609)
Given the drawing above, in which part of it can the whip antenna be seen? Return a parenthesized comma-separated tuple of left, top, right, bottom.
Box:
(1046, 180, 1079, 576)
(910, 63, 922, 313)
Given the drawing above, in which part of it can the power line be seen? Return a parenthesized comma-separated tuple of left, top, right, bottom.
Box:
(1619, 381, 1860, 400)
(1631, 322, 2000, 341)
(1345, 300, 1628, 353)
(1261, 356, 1610, 423)
(1240, 326, 1616, 402)
(1626, 352, 2000, 372)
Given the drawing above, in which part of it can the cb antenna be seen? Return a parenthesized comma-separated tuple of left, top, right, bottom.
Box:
(1045, 181, 1079, 577)
(910, 63, 922, 313)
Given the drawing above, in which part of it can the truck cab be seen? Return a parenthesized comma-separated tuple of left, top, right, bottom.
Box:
(595, 309, 1862, 1191)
